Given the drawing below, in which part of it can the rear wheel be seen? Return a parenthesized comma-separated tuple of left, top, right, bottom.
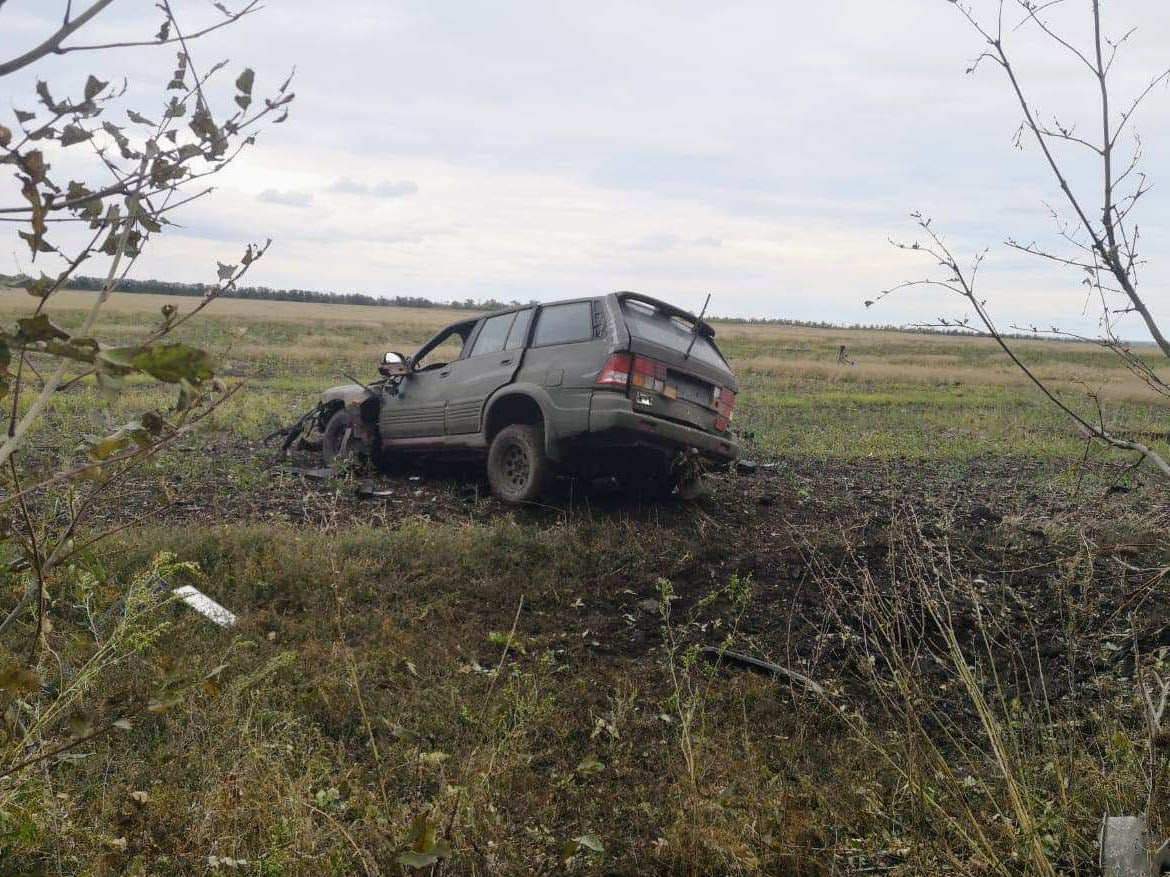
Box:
(487, 424, 549, 504)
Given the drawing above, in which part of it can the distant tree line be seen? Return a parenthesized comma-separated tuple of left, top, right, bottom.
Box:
(0, 273, 1088, 341)
(0, 273, 529, 313)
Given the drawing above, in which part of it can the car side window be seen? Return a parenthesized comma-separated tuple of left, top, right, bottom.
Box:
(504, 308, 533, 350)
(532, 302, 593, 347)
(469, 313, 515, 358)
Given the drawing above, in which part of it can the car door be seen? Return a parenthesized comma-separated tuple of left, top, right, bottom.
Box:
(380, 369, 449, 440)
(380, 320, 477, 442)
(443, 309, 532, 435)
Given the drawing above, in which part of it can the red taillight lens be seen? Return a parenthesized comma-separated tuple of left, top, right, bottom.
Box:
(596, 353, 632, 388)
(713, 387, 736, 428)
(630, 355, 667, 388)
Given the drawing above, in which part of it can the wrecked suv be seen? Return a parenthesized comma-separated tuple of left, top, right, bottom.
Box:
(311, 292, 739, 503)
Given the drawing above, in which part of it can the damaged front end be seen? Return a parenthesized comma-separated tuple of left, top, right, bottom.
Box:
(265, 383, 379, 460)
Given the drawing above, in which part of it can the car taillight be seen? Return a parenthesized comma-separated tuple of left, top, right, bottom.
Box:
(713, 386, 736, 428)
(596, 353, 632, 388)
(630, 355, 667, 390)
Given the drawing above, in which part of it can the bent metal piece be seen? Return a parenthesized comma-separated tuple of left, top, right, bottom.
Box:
(264, 402, 327, 454)
(1100, 816, 1170, 877)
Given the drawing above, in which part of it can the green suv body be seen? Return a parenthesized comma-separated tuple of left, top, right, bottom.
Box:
(317, 292, 739, 502)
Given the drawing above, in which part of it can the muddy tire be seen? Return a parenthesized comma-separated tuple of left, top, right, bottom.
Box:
(321, 408, 366, 467)
(487, 424, 549, 504)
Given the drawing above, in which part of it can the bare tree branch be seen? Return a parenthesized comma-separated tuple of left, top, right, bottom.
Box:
(0, 0, 115, 77)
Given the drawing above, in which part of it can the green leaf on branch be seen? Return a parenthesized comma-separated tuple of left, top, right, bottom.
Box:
(94, 371, 125, 402)
(15, 314, 69, 343)
(88, 421, 152, 460)
(235, 68, 255, 95)
(42, 336, 98, 365)
(18, 230, 54, 254)
(14, 110, 34, 124)
(98, 344, 214, 383)
(24, 272, 55, 298)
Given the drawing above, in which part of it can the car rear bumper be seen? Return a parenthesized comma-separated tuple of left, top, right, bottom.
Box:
(586, 392, 739, 461)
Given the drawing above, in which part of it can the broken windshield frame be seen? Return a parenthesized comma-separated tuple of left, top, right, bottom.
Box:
(409, 318, 479, 372)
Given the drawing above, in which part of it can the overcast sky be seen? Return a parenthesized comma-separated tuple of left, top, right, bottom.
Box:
(3, 1, 1170, 333)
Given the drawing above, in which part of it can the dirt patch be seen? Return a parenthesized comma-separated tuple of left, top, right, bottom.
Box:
(91, 440, 1170, 703)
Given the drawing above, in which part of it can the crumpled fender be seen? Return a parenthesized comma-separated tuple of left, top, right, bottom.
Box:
(321, 383, 375, 407)
(319, 384, 381, 452)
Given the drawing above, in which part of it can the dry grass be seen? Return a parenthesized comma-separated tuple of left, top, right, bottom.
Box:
(733, 355, 1168, 404)
(0, 287, 482, 327)
(1, 288, 1168, 875)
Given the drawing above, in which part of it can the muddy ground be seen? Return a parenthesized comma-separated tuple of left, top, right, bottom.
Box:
(97, 439, 1170, 712)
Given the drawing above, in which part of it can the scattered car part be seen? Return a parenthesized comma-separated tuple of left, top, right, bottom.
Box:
(355, 480, 394, 499)
(172, 585, 237, 628)
(281, 466, 336, 480)
(1100, 815, 1170, 877)
(265, 402, 327, 455)
(700, 647, 826, 697)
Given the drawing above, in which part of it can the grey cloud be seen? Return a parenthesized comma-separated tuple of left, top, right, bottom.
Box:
(258, 188, 314, 208)
(331, 177, 419, 199)
(9, 0, 1170, 331)
(372, 179, 419, 198)
(330, 177, 369, 195)
(632, 232, 681, 252)
(632, 233, 723, 252)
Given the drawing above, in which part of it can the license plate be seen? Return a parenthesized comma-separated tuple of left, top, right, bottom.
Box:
(668, 371, 711, 406)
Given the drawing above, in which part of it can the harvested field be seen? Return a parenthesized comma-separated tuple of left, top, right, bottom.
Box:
(3, 292, 1168, 875)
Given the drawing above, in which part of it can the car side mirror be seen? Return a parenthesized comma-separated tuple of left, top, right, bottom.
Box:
(379, 351, 410, 377)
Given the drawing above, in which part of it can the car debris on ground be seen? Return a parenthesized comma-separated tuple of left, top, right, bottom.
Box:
(172, 585, 238, 628)
(1099, 815, 1170, 877)
(701, 646, 826, 697)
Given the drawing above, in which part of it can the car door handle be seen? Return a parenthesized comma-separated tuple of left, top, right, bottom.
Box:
(500, 356, 514, 365)
(439, 368, 451, 377)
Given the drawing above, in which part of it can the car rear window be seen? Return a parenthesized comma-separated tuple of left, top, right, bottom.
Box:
(620, 299, 729, 369)
(532, 302, 593, 347)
